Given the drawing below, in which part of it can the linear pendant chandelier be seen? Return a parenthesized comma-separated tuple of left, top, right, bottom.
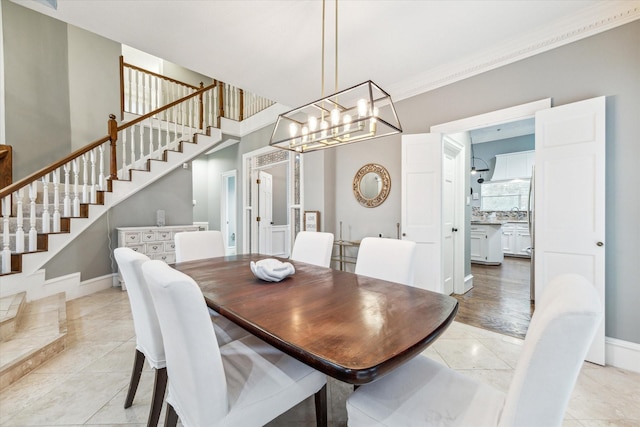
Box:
(269, 0, 402, 153)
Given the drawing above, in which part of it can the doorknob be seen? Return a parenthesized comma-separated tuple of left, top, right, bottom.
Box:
(452, 228, 458, 232)
(597, 241, 604, 247)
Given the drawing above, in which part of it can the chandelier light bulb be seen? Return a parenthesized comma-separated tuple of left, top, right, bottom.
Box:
(309, 116, 318, 132)
(331, 108, 341, 127)
(357, 99, 368, 118)
(320, 119, 329, 139)
(343, 114, 352, 132)
(289, 122, 298, 138)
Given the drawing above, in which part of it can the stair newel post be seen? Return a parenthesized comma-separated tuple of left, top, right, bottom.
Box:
(15, 188, 24, 253)
(198, 82, 204, 130)
(63, 164, 71, 217)
(108, 114, 119, 182)
(217, 80, 224, 128)
(28, 181, 37, 252)
(72, 159, 80, 217)
(129, 127, 135, 177)
(41, 174, 50, 234)
(2, 195, 10, 273)
(52, 170, 60, 233)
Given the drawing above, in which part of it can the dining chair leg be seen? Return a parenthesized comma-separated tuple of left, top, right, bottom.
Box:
(165, 403, 179, 427)
(314, 384, 327, 427)
(124, 349, 146, 408)
(147, 367, 167, 427)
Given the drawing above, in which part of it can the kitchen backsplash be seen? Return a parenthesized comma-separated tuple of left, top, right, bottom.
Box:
(471, 206, 529, 222)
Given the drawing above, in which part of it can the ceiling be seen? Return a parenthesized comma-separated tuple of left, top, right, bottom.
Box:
(14, 1, 639, 108)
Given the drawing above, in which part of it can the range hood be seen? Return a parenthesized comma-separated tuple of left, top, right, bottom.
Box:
(490, 150, 535, 181)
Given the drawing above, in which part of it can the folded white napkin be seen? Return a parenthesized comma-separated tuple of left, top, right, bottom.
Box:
(250, 258, 296, 282)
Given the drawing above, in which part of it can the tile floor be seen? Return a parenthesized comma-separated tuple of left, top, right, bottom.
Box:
(1, 287, 638, 426)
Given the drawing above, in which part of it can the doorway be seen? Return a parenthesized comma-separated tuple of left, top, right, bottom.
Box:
(242, 147, 301, 256)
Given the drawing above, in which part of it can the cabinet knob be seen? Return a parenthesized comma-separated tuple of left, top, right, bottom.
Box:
(402, 233, 406, 237)
(597, 241, 604, 247)
(452, 228, 458, 232)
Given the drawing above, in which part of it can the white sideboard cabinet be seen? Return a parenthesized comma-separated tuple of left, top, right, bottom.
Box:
(116, 225, 200, 288)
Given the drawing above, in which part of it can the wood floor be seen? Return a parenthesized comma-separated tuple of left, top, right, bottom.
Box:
(453, 257, 534, 339)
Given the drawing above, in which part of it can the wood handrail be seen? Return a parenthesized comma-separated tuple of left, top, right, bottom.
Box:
(0, 134, 110, 199)
(117, 82, 216, 132)
(0, 82, 217, 199)
(122, 58, 201, 90)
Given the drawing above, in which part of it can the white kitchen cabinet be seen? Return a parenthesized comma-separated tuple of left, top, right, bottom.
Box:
(502, 222, 531, 258)
(470, 224, 503, 265)
(491, 150, 535, 181)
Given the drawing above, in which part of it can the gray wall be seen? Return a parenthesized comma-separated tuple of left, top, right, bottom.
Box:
(3, 0, 71, 180)
(67, 25, 121, 150)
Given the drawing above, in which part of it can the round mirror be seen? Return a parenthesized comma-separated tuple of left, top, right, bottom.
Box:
(353, 164, 391, 208)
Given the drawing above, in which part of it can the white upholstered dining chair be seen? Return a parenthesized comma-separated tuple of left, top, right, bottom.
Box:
(354, 237, 417, 286)
(174, 230, 226, 262)
(142, 260, 328, 427)
(346, 273, 603, 427)
(174, 230, 250, 343)
(113, 247, 167, 427)
(290, 231, 335, 268)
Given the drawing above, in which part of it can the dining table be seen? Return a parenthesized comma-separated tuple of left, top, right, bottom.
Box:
(173, 253, 458, 385)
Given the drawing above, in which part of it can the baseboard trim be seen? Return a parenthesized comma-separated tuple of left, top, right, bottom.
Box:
(605, 337, 640, 373)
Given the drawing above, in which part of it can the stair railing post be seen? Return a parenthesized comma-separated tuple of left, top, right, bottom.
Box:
(239, 88, 245, 122)
(217, 80, 224, 128)
(108, 114, 119, 182)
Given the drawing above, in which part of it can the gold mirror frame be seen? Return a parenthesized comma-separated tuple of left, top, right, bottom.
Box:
(353, 163, 391, 208)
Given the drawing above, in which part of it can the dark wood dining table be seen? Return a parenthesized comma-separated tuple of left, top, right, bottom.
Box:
(173, 253, 458, 385)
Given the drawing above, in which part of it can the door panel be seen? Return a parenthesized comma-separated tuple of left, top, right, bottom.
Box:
(401, 133, 442, 293)
(535, 96, 605, 365)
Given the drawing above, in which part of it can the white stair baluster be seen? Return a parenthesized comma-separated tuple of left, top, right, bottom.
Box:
(81, 154, 88, 203)
(63, 164, 71, 217)
(28, 182, 37, 252)
(129, 127, 135, 175)
(15, 189, 25, 253)
(148, 117, 154, 157)
(72, 159, 80, 217)
(2, 196, 11, 273)
(98, 145, 105, 191)
(138, 124, 144, 167)
(90, 149, 97, 203)
(42, 174, 50, 233)
(52, 170, 61, 233)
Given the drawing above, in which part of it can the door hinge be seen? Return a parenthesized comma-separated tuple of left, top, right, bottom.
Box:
(256, 216, 261, 222)
(256, 178, 261, 184)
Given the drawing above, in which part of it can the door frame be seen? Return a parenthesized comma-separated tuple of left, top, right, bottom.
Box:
(442, 136, 465, 294)
(431, 98, 551, 293)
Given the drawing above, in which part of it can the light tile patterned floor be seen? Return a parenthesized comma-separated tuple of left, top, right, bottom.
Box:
(1, 288, 638, 426)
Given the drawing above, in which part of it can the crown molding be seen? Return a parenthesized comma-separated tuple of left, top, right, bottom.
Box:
(390, 1, 640, 102)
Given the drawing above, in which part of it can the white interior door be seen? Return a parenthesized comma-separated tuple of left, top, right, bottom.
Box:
(534, 96, 606, 365)
(442, 146, 456, 295)
(401, 133, 443, 293)
(258, 171, 273, 255)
